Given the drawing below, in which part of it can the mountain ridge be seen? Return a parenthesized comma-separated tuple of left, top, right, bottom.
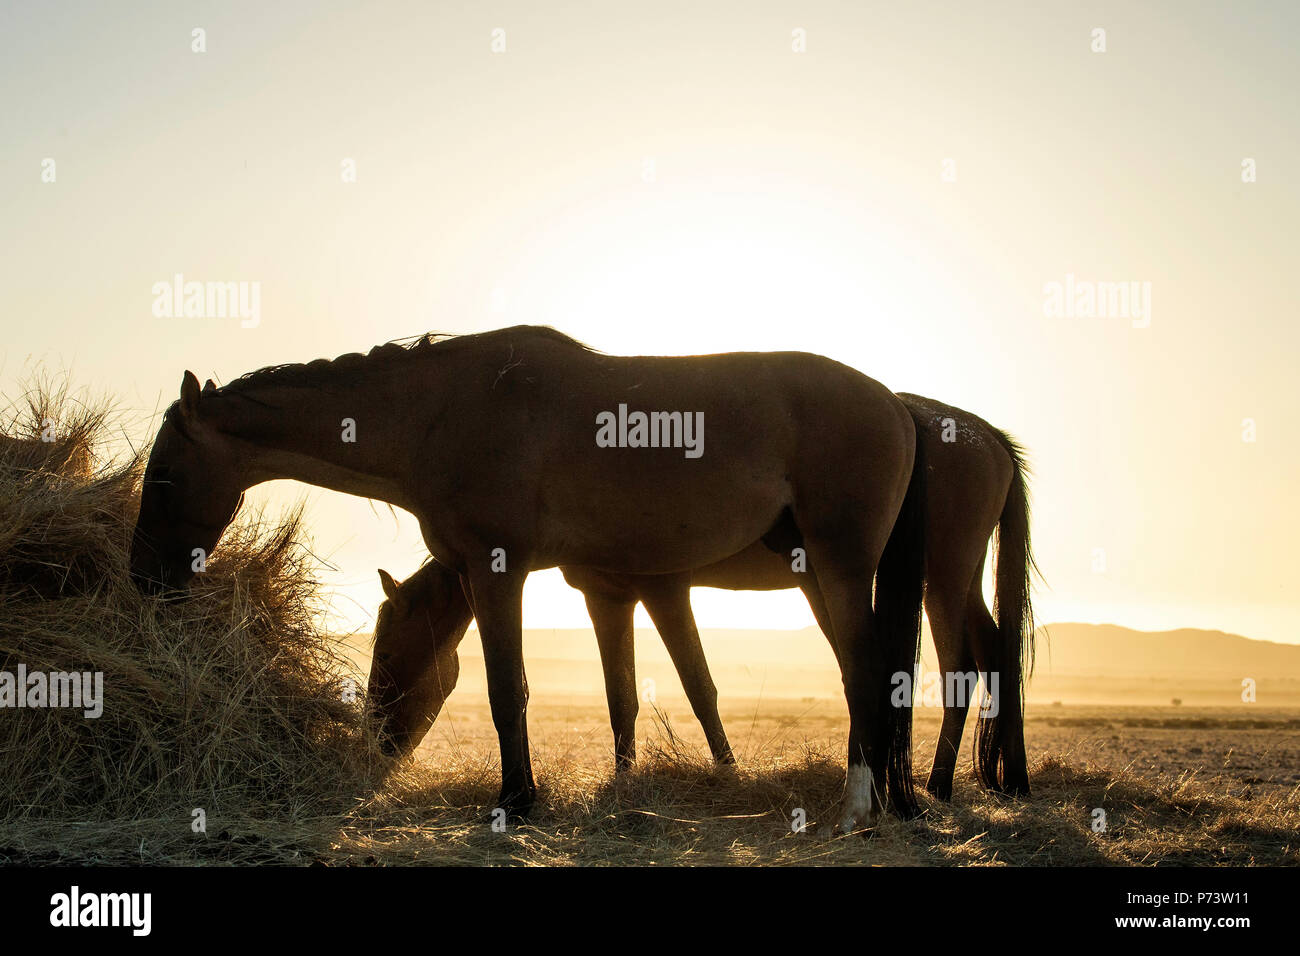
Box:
(409, 620, 1300, 678)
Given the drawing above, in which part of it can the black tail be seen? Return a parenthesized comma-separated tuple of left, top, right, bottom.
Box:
(975, 431, 1038, 795)
(874, 411, 928, 818)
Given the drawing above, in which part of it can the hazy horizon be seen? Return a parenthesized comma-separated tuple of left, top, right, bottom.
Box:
(3, 1, 1296, 644)
(337, 618, 1300, 710)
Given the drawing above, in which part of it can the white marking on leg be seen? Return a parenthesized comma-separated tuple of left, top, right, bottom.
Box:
(839, 764, 877, 832)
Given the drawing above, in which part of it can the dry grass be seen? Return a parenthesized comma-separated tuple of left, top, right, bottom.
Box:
(0, 382, 385, 863)
(0, 381, 1295, 866)
(324, 730, 1299, 867)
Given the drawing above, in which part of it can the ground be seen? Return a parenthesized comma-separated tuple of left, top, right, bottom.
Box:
(5, 695, 1296, 866)
(304, 699, 1300, 865)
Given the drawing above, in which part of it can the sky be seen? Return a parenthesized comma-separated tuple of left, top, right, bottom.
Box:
(2, 1, 1297, 644)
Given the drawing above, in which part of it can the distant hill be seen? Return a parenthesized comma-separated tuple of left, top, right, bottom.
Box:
(457, 622, 1300, 679)
(1034, 623, 1300, 678)
(340, 621, 1300, 706)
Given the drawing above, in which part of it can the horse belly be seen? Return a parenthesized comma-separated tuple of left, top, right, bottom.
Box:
(690, 539, 800, 591)
(536, 462, 791, 575)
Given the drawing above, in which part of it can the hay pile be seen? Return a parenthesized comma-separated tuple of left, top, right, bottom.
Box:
(0, 384, 381, 860)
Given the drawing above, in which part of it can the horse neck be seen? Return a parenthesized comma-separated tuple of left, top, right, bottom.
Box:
(213, 380, 423, 510)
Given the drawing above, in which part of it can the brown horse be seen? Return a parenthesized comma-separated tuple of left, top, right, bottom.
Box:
(369, 392, 1035, 798)
(130, 326, 927, 828)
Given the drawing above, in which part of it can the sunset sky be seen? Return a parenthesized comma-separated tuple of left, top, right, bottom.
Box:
(2, 1, 1296, 645)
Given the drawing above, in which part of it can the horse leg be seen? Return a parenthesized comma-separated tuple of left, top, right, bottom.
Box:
(583, 590, 640, 772)
(795, 443, 926, 831)
(637, 577, 735, 766)
(800, 579, 843, 667)
(958, 552, 1018, 794)
(465, 564, 536, 820)
(968, 587, 1030, 795)
(798, 539, 889, 832)
(924, 585, 975, 801)
(809, 576, 934, 809)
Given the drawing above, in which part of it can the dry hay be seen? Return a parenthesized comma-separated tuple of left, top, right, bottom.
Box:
(0, 381, 384, 863)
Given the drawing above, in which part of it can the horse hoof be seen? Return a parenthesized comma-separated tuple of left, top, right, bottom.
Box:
(925, 781, 953, 801)
(836, 765, 881, 835)
(834, 811, 879, 836)
(613, 761, 636, 776)
(490, 788, 536, 825)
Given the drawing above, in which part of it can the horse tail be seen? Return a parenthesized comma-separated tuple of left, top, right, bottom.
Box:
(874, 409, 928, 818)
(975, 430, 1038, 795)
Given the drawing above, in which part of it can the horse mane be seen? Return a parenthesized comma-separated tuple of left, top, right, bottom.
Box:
(218, 326, 595, 397)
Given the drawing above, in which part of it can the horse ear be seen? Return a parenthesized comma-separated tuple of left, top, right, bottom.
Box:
(203, 379, 218, 393)
(179, 371, 202, 420)
(378, 569, 401, 602)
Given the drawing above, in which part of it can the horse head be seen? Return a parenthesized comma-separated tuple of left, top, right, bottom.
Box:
(368, 563, 473, 757)
(130, 371, 246, 594)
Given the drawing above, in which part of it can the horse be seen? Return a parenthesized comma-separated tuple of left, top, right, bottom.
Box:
(130, 326, 927, 829)
(368, 392, 1036, 798)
